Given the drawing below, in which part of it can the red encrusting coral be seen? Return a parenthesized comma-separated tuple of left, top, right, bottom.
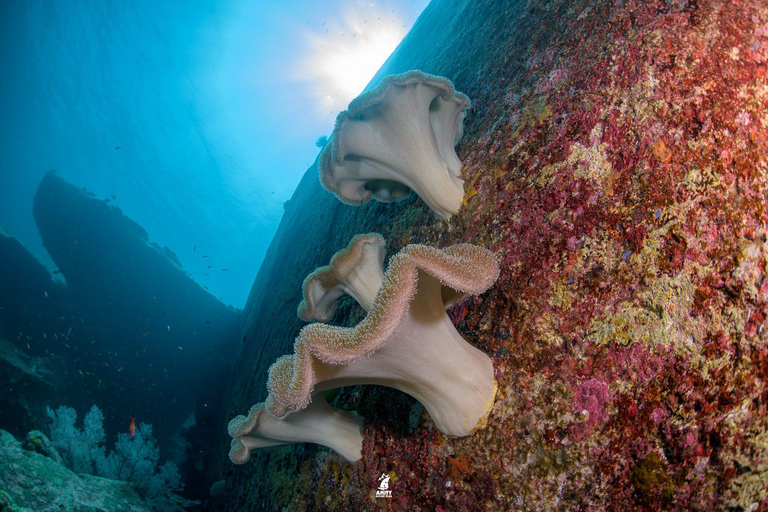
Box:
(221, 0, 768, 510)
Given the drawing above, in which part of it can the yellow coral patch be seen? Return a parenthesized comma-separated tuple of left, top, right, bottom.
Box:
(569, 124, 613, 184)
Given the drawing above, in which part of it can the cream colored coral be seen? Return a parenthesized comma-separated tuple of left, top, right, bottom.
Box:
(267, 243, 500, 437)
(228, 393, 363, 464)
(319, 70, 471, 220)
(297, 233, 386, 322)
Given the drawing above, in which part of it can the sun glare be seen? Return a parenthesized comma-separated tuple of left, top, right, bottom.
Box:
(300, 5, 409, 117)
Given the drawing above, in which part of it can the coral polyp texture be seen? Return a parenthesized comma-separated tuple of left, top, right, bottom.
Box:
(297, 233, 386, 322)
(267, 242, 500, 437)
(319, 70, 471, 220)
(228, 394, 363, 464)
(219, 0, 768, 510)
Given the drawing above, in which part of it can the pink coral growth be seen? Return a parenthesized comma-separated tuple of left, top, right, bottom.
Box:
(572, 378, 610, 439)
(535, 68, 570, 94)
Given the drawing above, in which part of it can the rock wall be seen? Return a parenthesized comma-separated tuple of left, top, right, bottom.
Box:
(218, 0, 768, 510)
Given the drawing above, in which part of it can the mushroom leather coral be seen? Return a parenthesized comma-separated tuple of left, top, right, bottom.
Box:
(297, 233, 385, 322)
(319, 70, 471, 221)
(267, 243, 499, 437)
(228, 393, 363, 464)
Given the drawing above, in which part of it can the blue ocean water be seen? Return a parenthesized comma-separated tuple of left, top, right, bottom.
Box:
(0, 0, 428, 308)
(0, 0, 428, 508)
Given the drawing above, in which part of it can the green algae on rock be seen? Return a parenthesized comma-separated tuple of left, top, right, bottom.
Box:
(0, 430, 152, 512)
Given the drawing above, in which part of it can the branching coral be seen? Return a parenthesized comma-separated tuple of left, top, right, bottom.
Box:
(267, 243, 499, 437)
(297, 233, 385, 322)
(319, 70, 471, 220)
(228, 393, 363, 464)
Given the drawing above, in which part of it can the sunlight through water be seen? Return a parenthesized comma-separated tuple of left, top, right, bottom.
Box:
(301, 4, 410, 116)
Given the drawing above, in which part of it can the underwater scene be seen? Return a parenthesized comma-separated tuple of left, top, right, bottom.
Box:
(1, 0, 768, 511)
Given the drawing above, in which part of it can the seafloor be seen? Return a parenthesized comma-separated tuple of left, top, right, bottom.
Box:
(213, 0, 768, 510)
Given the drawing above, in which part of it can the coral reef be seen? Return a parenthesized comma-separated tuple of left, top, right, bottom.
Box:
(216, 0, 768, 510)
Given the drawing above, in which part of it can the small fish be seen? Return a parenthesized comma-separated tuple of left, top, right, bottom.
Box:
(52, 270, 60, 274)
(129, 417, 136, 437)
(207, 265, 211, 269)
(202, 255, 209, 258)
(142, 331, 150, 337)
(178, 346, 183, 351)
(222, 269, 228, 271)
(115, 146, 121, 149)
(193, 244, 196, 251)
(112, 194, 116, 200)
(44, 291, 48, 298)
(166, 325, 170, 333)
(67, 327, 72, 337)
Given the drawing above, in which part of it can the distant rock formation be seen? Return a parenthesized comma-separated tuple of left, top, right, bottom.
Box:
(0, 230, 70, 435)
(0, 228, 69, 342)
(33, 171, 238, 355)
(31, 171, 240, 490)
(0, 336, 60, 438)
